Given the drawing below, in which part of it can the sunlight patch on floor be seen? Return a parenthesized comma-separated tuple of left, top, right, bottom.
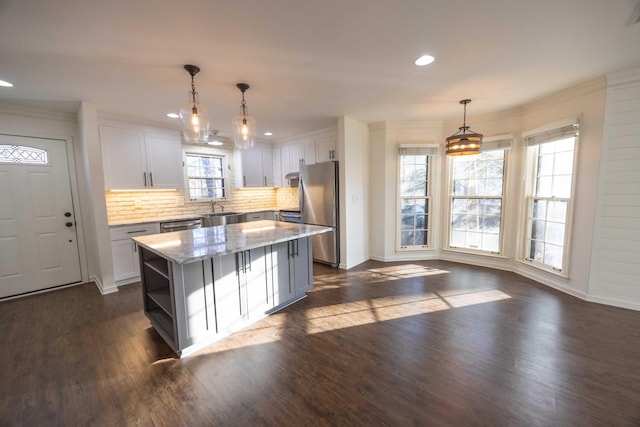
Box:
(306, 289, 511, 334)
(367, 264, 450, 280)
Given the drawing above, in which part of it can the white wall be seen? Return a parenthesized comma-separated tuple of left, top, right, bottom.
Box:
(588, 67, 640, 310)
(368, 120, 443, 262)
(338, 116, 370, 269)
(78, 102, 116, 294)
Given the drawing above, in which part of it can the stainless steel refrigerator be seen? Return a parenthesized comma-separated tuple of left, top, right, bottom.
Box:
(299, 161, 339, 266)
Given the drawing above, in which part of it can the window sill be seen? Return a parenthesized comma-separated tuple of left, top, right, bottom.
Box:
(442, 247, 508, 259)
(515, 258, 570, 279)
(396, 246, 433, 252)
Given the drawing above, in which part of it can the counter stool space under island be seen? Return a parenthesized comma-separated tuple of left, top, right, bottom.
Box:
(133, 220, 331, 357)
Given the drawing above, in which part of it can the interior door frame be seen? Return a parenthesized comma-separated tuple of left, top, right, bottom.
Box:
(0, 131, 89, 295)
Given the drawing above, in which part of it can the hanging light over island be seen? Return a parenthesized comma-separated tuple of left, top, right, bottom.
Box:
(233, 83, 256, 149)
(179, 64, 210, 144)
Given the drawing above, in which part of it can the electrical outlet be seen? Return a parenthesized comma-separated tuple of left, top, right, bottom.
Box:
(134, 199, 142, 208)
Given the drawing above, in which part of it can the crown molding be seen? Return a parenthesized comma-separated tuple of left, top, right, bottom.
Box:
(607, 65, 640, 88)
(0, 102, 78, 123)
(521, 76, 606, 114)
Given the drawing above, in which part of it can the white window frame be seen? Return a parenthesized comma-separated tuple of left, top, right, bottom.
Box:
(396, 144, 436, 250)
(521, 119, 579, 275)
(446, 136, 512, 255)
(184, 150, 228, 201)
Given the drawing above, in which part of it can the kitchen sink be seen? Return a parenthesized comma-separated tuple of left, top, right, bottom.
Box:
(202, 212, 241, 217)
(201, 212, 245, 227)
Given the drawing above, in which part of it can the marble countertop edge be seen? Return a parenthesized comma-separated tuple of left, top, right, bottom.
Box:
(132, 220, 330, 264)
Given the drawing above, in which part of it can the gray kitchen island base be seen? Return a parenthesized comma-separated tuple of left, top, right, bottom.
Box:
(137, 226, 318, 357)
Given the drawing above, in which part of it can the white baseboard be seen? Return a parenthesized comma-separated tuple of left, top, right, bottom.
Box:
(587, 294, 640, 312)
(92, 275, 118, 295)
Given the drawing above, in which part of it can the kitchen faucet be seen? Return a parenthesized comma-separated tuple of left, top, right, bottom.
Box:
(211, 201, 225, 213)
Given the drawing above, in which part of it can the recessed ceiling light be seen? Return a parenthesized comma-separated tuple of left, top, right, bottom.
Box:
(208, 141, 224, 146)
(167, 113, 179, 119)
(264, 132, 273, 136)
(414, 54, 435, 66)
(0, 80, 14, 87)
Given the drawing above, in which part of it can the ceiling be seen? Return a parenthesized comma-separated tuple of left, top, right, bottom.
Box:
(1, 0, 639, 141)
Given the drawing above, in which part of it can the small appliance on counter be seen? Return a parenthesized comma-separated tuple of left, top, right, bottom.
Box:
(299, 161, 339, 267)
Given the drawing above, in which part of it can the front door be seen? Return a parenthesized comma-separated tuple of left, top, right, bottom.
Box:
(0, 135, 82, 298)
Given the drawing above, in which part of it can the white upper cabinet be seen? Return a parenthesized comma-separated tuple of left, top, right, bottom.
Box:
(234, 143, 274, 188)
(273, 129, 338, 187)
(316, 136, 337, 162)
(100, 125, 183, 190)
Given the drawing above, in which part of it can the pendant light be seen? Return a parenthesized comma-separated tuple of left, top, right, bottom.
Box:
(232, 83, 256, 149)
(445, 99, 483, 156)
(179, 64, 210, 144)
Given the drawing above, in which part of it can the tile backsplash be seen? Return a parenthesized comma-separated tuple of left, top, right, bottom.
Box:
(105, 187, 299, 224)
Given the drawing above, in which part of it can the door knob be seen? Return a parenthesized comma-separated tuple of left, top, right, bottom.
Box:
(64, 212, 72, 217)
(65, 222, 73, 227)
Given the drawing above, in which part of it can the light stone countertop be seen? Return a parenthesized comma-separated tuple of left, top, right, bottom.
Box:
(108, 207, 295, 227)
(132, 220, 330, 264)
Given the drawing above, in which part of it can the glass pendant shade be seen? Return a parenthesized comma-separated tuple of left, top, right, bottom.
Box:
(445, 99, 482, 156)
(233, 114, 256, 149)
(179, 92, 210, 143)
(179, 64, 210, 144)
(233, 83, 256, 149)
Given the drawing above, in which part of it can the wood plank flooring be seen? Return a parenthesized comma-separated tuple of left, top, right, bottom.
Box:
(1, 260, 639, 426)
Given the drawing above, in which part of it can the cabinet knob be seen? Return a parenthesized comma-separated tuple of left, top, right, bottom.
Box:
(65, 222, 73, 227)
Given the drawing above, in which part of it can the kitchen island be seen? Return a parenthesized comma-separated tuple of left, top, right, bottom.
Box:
(133, 220, 330, 356)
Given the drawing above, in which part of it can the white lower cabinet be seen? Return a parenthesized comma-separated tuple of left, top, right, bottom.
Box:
(110, 223, 160, 285)
(141, 237, 312, 356)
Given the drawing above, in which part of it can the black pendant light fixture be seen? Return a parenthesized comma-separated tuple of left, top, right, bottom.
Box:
(232, 83, 256, 149)
(445, 99, 483, 156)
(179, 64, 210, 144)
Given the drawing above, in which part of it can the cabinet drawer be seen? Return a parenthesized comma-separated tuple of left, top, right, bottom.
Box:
(110, 223, 160, 241)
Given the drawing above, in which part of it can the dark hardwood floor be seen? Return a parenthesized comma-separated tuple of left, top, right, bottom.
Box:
(1, 260, 640, 426)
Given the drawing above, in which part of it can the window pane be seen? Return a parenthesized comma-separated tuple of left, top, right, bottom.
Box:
(553, 151, 574, 175)
(537, 154, 553, 176)
(482, 233, 500, 252)
(485, 178, 503, 196)
(448, 150, 506, 253)
(532, 220, 545, 240)
(451, 199, 467, 213)
(525, 134, 576, 271)
(401, 231, 415, 247)
(546, 222, 565, 245)
(536, 176, 553, 197)
(399, 152, 430, 248)
(529, 239, 544, 262)
(533, 200, 547, 219)
(547, 201, 567, 222)
(482, 216, 501, 233)
(553, 175, 572, 198)
(543, 244, 563, 270)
